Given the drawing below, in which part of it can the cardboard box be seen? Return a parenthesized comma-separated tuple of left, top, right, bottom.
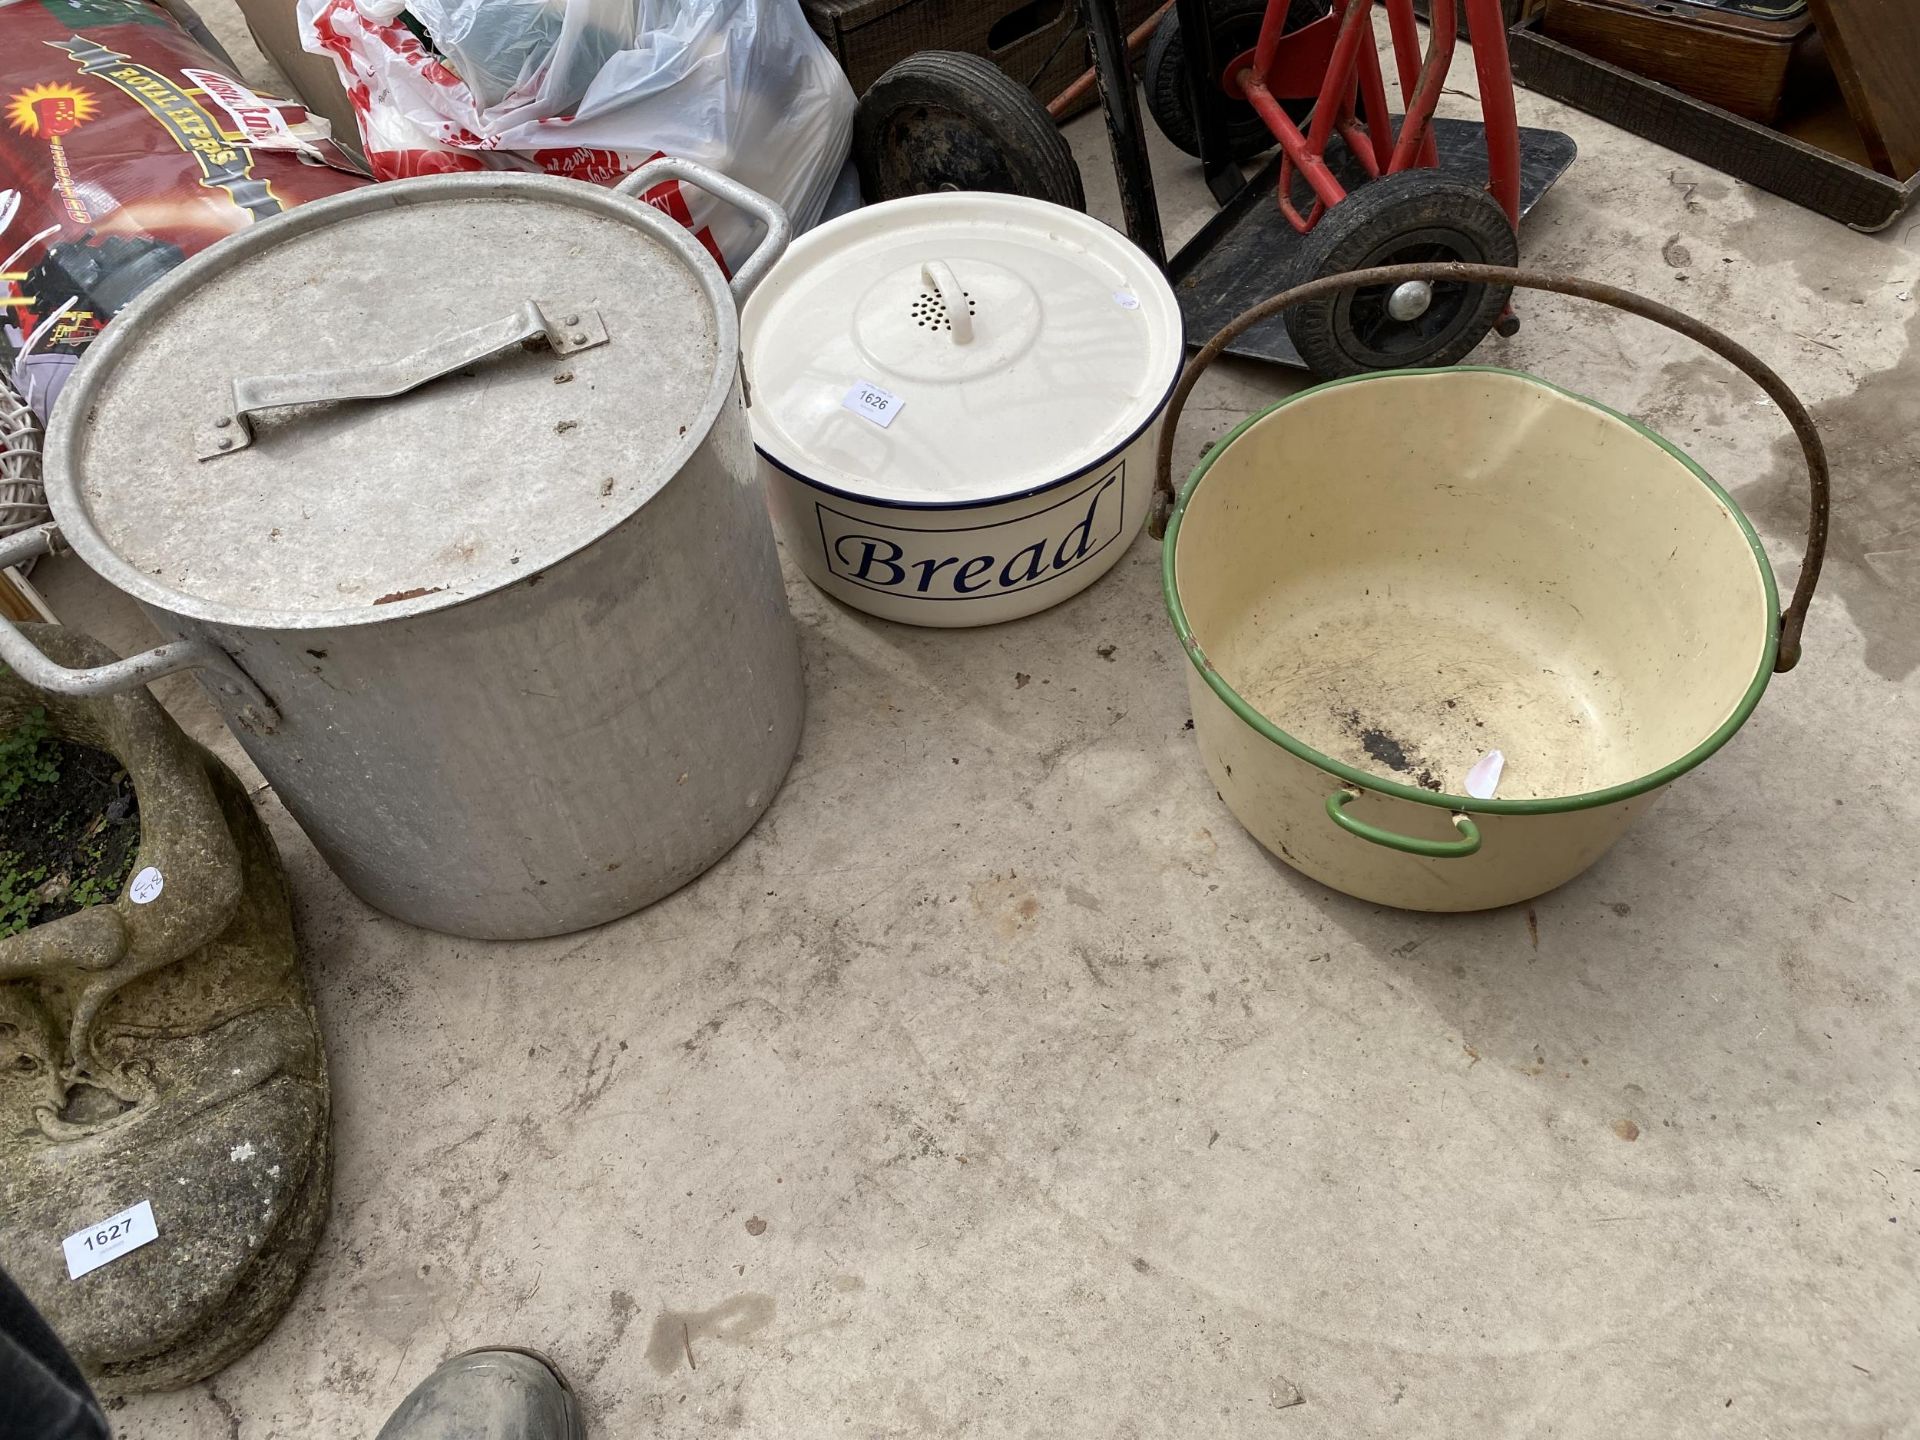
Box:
(229, 0, 363, 160)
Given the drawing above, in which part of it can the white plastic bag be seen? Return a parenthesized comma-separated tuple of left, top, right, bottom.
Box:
(299, 0, 855, 273)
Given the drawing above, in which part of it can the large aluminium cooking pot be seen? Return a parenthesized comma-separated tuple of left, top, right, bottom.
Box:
(1155, 266, 1830, 912)
(743, 193, 1183, 627)
(0, 160, 806, 941)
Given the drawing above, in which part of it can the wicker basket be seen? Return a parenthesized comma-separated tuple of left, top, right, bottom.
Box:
(0, 373, 45, 547)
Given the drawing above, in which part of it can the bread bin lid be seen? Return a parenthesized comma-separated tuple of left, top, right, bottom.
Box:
(741, 193, 1183, 508)
(44, 173, 730, 626)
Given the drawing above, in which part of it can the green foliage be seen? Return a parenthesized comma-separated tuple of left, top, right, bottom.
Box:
(0, 714, 136, 936)
(0, 707, 60, 808)
(0, 856, 46, 938)
(67, 873, 116, 909)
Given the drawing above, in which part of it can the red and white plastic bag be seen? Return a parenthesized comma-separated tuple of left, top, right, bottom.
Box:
(298, 0, 856, 274)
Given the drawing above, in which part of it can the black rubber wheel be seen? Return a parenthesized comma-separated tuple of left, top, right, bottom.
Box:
(1283, 169, 1519, 378)
(1143, 0, 1331, 161)
(853, 51, 1085, 209)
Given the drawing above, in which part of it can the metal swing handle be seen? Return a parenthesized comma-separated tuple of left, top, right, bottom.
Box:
(1149, 263, 1830, 673)
(0, 524, 279, 730)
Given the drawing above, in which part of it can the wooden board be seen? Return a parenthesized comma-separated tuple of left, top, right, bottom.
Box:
(1778, 69, 1874, 168)
(1807, 0, 1920, 179)
(1509, 16, 1920, 228)
(0, 567, 53, 624)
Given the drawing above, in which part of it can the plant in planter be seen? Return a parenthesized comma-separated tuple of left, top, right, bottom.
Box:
(0, 624, 330, 1392)
(2, 705, 143, 937)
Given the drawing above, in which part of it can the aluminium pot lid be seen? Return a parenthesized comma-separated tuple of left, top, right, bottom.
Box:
(741, 193, 1182, 507)
(45, 173, 728, 624)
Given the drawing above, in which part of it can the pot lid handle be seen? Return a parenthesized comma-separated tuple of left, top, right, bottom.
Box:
(196, 300, 608, 461)
(920, 261, 973, 345)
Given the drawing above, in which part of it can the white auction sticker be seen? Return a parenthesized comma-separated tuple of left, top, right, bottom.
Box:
(64, 1200, 158, 1280)
(128, 866, 164, 905)
(1112, 290, 1140, 310)
(842, 380, 903, 429)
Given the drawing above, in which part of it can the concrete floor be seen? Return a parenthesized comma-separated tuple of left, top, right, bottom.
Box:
(35, 11, 1919, 1439)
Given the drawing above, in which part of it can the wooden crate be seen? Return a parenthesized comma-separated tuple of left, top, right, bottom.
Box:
(1509, 13, 1919, 228)
(1807, 0, 1920, 180)
(1541, 0, 1815, 123)
(804, 0, 1163, 101)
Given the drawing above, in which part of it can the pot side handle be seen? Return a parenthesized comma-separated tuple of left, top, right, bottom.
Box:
(0, 525, 279, 731)
(615, 157, 792, 308)
(1326, 788, 1482, 859)
(1150, 264, 1829, 673)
